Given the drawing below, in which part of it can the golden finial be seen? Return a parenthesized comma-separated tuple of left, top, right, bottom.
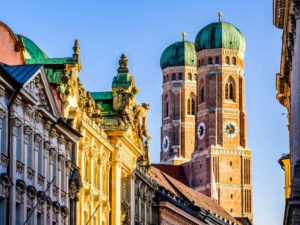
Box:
(73, 39, 80, 57)
(181, 32, 186, 41)
(218, 12, 222, 22)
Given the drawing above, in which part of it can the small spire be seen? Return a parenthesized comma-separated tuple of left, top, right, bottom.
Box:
(218, 12, 222, 22)
(73, 39, 80, 57)
(181, 32, 186, 41)
(118, 53, 129, 73)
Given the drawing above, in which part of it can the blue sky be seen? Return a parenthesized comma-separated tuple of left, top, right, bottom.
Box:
(2, 0, 286, 224)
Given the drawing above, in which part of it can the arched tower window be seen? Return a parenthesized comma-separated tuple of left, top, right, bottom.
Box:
(187, 95, 196, 115)
(225, 56, 230, 64)
(225, 78, 234, 100)
(163, 76, 166, 83)
(215, 56, 220, 64)
(172, 73, 176, 81)
(188, 73, 192, 80)
(200, 86, 204, 103)
(199, 79, 204, 104)
(165, 101, 169, 117)
(166, 74, 169, 81)
(208, 57, 213, 65)
(198, 60, 201, 68)
(232, 57, 237, 66)
(179, 73, 183, 80)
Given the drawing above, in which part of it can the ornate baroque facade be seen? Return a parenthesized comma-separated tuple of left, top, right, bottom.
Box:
(273, 0, 300, 224)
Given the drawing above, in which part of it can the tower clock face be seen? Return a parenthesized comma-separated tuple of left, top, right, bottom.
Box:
(197, 122, 206, 140)
(162, 136, 169, 152)
(223, 121, 238, 138)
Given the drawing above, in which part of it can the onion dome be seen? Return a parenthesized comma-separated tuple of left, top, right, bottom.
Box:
(195, 14, 245, 53)
(160, 33, 197, 70)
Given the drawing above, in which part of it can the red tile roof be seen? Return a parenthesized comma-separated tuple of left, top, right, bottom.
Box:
(150, 166, 241, 225)
(152, 164, 188, 185)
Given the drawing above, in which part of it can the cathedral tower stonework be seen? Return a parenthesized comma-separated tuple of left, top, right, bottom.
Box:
(160, 16, 253, 222)
(160, 33, 197, 165)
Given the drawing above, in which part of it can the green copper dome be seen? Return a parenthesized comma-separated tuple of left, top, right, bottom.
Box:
(160, 40, 197, 69)
(195, 22, 245, 53)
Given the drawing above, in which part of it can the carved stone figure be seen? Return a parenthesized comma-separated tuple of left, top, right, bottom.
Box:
(133, 103, 151, 140)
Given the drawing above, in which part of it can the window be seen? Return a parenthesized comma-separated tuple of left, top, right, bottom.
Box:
(37, 213, 42, 225)
(225, 79, 234, 100)
(200, 164, 202, 169)
(0, 198, 6, 225)
(198, 60, 201, 67)
(16, 203, 20, 225)
(201, 86, 204, 103)
(188, 73, 192, 80)
(1, 118, 6, 155)
(230, 161, 232, 166)
(172, 73, 176, 81)
(178, 73, 183, 80)
(165, 102, 169, 118)
(231, 194, 233, 199)
(201, 59, 204, 66)
(225, 56, 230, 64)
(53, 155, 56, 185)
(215, 56, 219, 64)
(230, 177, 232, 182)
(16, 127, 22, 161)
(27, 134, 32, 167)
(166, 74, 169, 81)
(232, 57, 237, 66)
(208, 57, 213, 65)
(163, 76, 166, 83)
(38, 141, 42, 174)
(187, 96, 195, 115)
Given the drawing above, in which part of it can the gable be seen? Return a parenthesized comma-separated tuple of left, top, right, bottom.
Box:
(0, 22, 25, 65)
(22, 66, 60, 118)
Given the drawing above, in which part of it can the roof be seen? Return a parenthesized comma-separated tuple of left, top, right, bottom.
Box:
(195, 21, 245, 53)
(150, 167, 240, 224)
(90, 91, 112, 100)
(152, 164, 188, 185)
(160, 40, 197, 69)
(0, 63, 42, 84)
(112, 73, 133, 88)
(15, 35, 48, 60)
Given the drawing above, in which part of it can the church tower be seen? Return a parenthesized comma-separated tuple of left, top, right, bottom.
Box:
(160, 33, 197, 165)
(184, 15, 253, 221)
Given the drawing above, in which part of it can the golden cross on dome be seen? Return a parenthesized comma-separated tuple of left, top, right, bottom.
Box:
(218, 12, 222, 22)
(181, 32, 186, 41)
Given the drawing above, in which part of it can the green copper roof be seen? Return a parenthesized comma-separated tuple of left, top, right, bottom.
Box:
(15, 35, 48, 60)
(90, 91, 113, 114)
(26, 57, 78, 65)
(160, 41, 196, 69)
(195, 22, 245, 53)
(112, 73, 133, 88)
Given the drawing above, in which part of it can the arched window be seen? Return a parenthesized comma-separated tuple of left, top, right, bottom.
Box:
(172, 73, 176, 81)
(215, 56, 219, 64)
(200, 86, 204, 103)
(166, 74, 169, 81)
(188, 73, 192, 80)
(163, 76, 166, 83)
(165, 102, 169, 118)
(232, 57, 237, 66)
(208, 57, 213, 65)
(179, 73, 183, 80)
(225, 56, 230, 64)
(187, 95, 196, 115)
(225, 78, 234, 100)
(198, 60, 201, 68)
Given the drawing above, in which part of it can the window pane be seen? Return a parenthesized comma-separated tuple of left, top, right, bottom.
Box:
(0, 198, 6, 225)
(1, 119, 6, 154)
(27, 134, 32, 167)
(38, 142, 42, 174)
(16, 127, 21, 161)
